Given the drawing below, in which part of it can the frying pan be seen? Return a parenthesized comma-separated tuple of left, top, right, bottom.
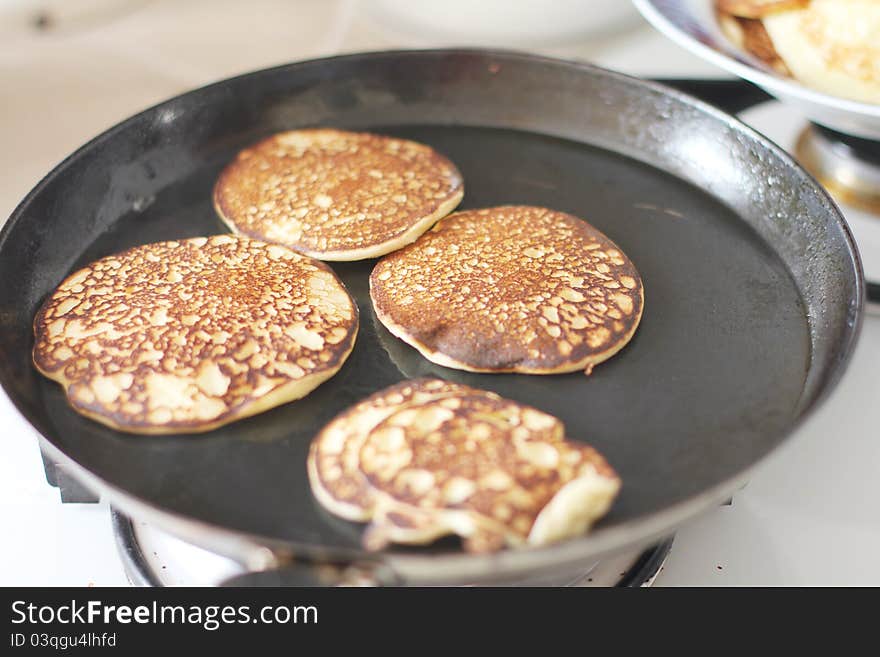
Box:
(0, 50, 863, 585)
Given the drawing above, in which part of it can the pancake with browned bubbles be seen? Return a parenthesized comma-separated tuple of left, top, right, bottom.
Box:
(213, 129, 464, 261)
(307, 379, 620, 553)
(308, 378, 468, 522)
(370, 206, 643, 375)
(33, 235, 358, 434)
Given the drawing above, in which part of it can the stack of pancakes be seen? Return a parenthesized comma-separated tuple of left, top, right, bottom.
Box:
(717, 0, 880, 104)
(308, 379, 620, 553)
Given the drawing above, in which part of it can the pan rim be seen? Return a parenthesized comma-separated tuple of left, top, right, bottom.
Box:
(0, 48, 864, 584)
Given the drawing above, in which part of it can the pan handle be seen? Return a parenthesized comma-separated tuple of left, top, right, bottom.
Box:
(112, 507, 401, 586)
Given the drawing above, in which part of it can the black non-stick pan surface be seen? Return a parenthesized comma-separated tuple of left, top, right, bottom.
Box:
(0, 51, 862, 584)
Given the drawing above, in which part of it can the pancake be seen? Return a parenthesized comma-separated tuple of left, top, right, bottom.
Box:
(33, 235, 358, 434)
(213, 129, 464, 261)
(761, 0, 880, 104)
(307, 379, 620, 553)
(370, 206, 643, 375)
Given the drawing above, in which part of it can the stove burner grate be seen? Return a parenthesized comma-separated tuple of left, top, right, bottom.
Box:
(111, 508, 673, 587)
(796, 124, 880, 214)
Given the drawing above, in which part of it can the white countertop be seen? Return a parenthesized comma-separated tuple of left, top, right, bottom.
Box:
(1, 0, 877, 586)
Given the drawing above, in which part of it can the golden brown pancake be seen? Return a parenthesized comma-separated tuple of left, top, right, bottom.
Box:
(370, 206, 643, 375)
(213, 129, 464, 261)
(307, 379, 620, 553)
(33, 235, 358, 434)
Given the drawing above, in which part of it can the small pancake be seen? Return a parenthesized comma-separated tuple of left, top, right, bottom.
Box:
(761, 0, 880, 104)
(370, 206, 643, 374)
(213, 129, 464, 261)
(715, 0, 807, 19)
(33, 235, 358, 434)
(307, 379, 620, 553)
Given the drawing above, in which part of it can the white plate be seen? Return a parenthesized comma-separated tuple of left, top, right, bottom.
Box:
(633, 0, 880, 139)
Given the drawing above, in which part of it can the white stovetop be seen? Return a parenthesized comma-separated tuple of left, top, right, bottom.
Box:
(1, 0, 878, 586)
